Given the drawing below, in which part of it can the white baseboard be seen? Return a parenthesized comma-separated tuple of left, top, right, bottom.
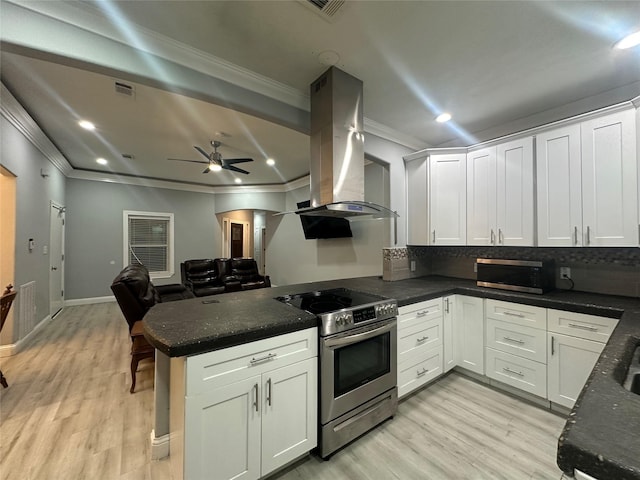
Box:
(150, 430, 170, 460)
(0, 314, 51, 357)
(64, 295, 115, 307)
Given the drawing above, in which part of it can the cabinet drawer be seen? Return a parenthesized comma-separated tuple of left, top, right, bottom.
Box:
(547, 309, 618, 342)
(486, 318, 546, 363)
(485, 299, 546, 330)
(485, 347, 547, 398)
(398, 317, 442, 360)
(185, 328, 318, 395)
(398, 298, 442, 331)
(398, 345, 443, 399)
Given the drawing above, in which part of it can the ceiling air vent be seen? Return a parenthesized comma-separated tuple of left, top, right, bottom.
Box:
(122, 153, 135, 160)
(302, 0, 345, 20)
(114, 81, 135, 99)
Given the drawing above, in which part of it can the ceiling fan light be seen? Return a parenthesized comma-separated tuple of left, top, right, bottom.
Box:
(210, 164, 222, 172)
(614, 31, 640, 49)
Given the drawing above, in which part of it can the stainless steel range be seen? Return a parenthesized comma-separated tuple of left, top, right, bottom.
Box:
(276, 288, 398, 458)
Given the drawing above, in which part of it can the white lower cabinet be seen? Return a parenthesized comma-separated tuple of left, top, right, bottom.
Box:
(456, 296, 485, 375)
(547, 309, 618, 408)
(172, 328, 318, 480)
(397, 299, 444, 398)
(485, 347, 547, 397)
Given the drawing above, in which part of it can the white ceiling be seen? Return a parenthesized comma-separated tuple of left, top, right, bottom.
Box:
(2, 0, 640, 187)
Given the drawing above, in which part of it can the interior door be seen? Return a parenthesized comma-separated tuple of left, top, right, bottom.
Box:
(231, 223, 244, 258)
(49, 203, 65, 318)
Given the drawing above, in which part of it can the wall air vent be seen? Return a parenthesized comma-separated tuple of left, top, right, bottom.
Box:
(115, 81, 135, 98)
(302, 0, 346, 21)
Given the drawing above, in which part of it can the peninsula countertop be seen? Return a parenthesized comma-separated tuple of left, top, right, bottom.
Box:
(143, 274, 640, 479)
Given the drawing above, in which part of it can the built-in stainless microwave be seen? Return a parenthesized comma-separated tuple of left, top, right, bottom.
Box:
(476, 258, 555, 294)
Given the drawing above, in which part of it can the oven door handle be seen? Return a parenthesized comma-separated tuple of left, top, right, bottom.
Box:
(324, 320, 396, 348)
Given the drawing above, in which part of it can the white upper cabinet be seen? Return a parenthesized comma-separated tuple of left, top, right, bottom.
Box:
(537, 108, 638, 246)
(536, 124, 583, 246)
(581, 109, 638, 246)
(429, 153, 467, 245)
(406, 157, 429, 245)
(467, 138, 533, 246)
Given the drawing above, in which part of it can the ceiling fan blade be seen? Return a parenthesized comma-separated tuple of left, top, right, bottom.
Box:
(202, 166, 211, 174)
(224, 164, 250, 175)
(194, 145, 211, 160)
(168, 158, 209, 165)
(224, 158, 254, 165)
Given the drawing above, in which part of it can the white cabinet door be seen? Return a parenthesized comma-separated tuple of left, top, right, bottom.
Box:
(581, 109, 638, 246)
(185, 376, 262, 480)
(456, 296, 484, 375)
(496, 137, 534, 246)
(466, 147, 497, 245)
(406, 157, 429, 245)
(443, 295, 456, 372)
(429, 153, 467, 245)
(547, 332, 604, 409)
(536, 124, 583, 246)
(261, 358, 317, 476)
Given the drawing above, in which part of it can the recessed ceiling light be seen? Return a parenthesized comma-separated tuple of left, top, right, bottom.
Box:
(96, 158, 108, 165)
(210, 164, 222, 172)
(234, 178, 242, 184)
(436, 113, 452, 123)
(266, 158, 276, 166)
(79, 120, 95, 130)
(614, 31, 640, 49)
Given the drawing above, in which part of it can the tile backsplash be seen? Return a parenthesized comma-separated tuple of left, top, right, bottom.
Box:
(384, 246, 640, 298)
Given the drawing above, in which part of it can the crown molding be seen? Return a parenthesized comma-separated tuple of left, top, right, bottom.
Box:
(364, 118, 428, 151)
(0, 83, 73, 176)
(67, 168, 310, 195)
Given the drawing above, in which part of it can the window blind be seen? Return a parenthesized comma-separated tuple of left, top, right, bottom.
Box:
(128, 216, 169, 273)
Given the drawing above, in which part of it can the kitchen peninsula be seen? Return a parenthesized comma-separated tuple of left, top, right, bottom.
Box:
(143, 275, 640, 480)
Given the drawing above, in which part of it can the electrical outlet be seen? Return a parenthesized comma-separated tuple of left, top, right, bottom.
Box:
(560, 267, 571, 279)
(410, 260, 416, 272)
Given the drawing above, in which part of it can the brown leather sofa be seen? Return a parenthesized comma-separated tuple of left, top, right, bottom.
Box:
(111, 263, 194, 392)
(181, 259, 242, 296)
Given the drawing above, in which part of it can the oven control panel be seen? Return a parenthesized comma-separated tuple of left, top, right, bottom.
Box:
(321, 301, 398, 335)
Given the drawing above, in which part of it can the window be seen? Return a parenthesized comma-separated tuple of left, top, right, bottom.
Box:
(123, 210, 174, 278)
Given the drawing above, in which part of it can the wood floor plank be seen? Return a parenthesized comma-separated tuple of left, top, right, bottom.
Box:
(0, 303, 566, 480)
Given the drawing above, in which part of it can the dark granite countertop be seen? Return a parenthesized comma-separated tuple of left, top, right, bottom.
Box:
(143, 274, 640, 479)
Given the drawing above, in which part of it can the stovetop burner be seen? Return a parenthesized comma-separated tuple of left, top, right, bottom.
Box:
(275, 288, 398, 336)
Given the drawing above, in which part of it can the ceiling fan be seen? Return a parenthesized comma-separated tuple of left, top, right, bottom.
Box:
(169, 140, 254, 174)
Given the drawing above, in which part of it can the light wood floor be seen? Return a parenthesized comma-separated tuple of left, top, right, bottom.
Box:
(0, 303, 566, 480)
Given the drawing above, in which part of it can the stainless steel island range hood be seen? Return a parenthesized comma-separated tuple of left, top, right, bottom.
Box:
(280, 67, 397, 219)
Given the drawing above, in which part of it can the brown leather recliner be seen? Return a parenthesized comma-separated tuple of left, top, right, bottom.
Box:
(111, 263, 194, 393)
(180, 259, 226, 297)
(231, 257, 271, 290)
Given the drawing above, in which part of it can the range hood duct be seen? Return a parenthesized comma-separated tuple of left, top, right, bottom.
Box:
(282, 67, 397, 219)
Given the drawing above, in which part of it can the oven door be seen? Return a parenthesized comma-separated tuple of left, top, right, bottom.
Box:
(320, 318, 397, 424)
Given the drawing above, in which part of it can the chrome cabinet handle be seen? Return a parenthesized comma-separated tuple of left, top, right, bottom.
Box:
(416, 336, 429, 343)
(416, 310, 428, 317)
(266, 378, 272, 406)
(551, 335, 555, 356)
(574, 226, 578, 246)
(249, 353, 277, 365)
(568, 323, 598, 332)
(498, 228, 503, 245)
(490, 229, 495, 245)
(503, 336, 525, 345)
(445, 298, 450, 314)
(253, 383, 259, 412)
(586, 226, 591, 245)
(503, 367, 524, 377)
(417, 368, 429, 377)
(503, 311, 525, 318)
(432, 230, 436, 243)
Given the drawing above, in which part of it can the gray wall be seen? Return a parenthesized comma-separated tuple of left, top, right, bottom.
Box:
(1, 116, 66, 342)
(65, 179, 219, 298)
